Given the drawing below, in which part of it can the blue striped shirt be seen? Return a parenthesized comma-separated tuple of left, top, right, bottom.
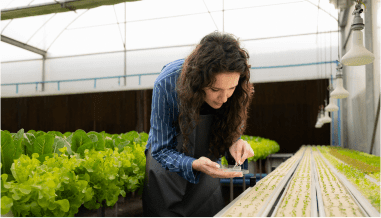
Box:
(146, 58, 242, 184)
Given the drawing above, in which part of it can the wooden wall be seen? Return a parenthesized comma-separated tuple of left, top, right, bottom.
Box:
(1, 90, 152, 135)
(1, 79, 329, 153)
(246, 79, 330, 153)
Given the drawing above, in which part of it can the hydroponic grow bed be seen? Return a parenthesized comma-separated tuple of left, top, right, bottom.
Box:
(214, 145, 380, 217)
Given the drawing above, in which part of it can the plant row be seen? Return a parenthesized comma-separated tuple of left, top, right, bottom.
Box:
(317, 146, 380, 213)
(275, 146, 312, 217)
(312, 147, 363, 217)
(329, 146, 380, 168)
(1, 129, 147, 216)
(221, 146, 306, 217)
(327, 146, 380, 181)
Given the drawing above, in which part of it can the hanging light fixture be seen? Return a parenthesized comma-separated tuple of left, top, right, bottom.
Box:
(317, 111, 324, 128)
(316, 107, 325, 128)
(320, 102, 332, 123)
(322, 110, 332, 123)
(315, 108, 320, 128)
(331, 63, 349, 99)
(341, 1, 375, 66)
(325, 25, 339, 112)
(325, 85, 339, 111)
(315, 111, 323, 128)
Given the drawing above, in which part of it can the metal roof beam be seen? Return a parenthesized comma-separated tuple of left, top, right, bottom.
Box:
(1, 35, 47, 57)
(1, 0, 139, 20)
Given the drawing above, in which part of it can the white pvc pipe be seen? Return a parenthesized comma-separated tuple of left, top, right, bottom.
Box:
(2, 84, 155, 98)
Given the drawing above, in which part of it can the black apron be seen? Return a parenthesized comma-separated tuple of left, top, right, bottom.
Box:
(142, 114, 225, 216)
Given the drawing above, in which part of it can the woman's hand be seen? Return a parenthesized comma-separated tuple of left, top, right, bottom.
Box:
(229, 139, 254, 165)
(192, 157, 243, 178)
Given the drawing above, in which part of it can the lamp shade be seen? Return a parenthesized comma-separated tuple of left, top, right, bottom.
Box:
(315, 112, 322, 128)
(321, 110, 332, 123)
(341, 30, 375, 66)
(315, 122, 322, 128)
(315, 112, 324, 128)
(325, 96, 339, 112)
(331, 77, 349, 99)
(315, 119, 323, 128)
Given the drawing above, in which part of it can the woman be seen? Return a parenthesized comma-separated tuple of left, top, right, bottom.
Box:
(142, 31, 255, 216)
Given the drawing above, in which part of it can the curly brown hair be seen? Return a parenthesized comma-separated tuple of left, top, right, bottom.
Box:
(176, 31, 254, 159)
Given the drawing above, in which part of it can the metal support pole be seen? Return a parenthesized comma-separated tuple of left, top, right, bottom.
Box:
(331, 75, 335, 146)
(259, 159, 262, 179)
(242, 175, 246, 191)
(253, 161, 256, 181)
(124, 2, 127, 86)
(364, 0, 375, 156)
(369, 94, 380, 154)
(340, 26, 347, 148)
(342, 2, 375, 152)
(230, 178, 233, 202)
(42, 57, 46, 92)
(269, 155, 272, 173)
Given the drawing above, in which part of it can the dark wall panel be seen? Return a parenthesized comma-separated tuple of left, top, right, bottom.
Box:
(244, 79, 330, 153)
(1, 90, 153, 135)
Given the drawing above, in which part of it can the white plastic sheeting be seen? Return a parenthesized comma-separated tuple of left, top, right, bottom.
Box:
(1, 0, 340, 97)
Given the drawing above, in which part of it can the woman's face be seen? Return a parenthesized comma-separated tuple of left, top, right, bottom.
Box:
(203, 72, 240, 109)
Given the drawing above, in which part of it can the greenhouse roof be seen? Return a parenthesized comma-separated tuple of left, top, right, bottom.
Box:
(1, 0, 343, 97)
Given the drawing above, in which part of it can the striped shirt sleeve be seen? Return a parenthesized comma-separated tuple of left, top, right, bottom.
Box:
(149, 81, 201, 184)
